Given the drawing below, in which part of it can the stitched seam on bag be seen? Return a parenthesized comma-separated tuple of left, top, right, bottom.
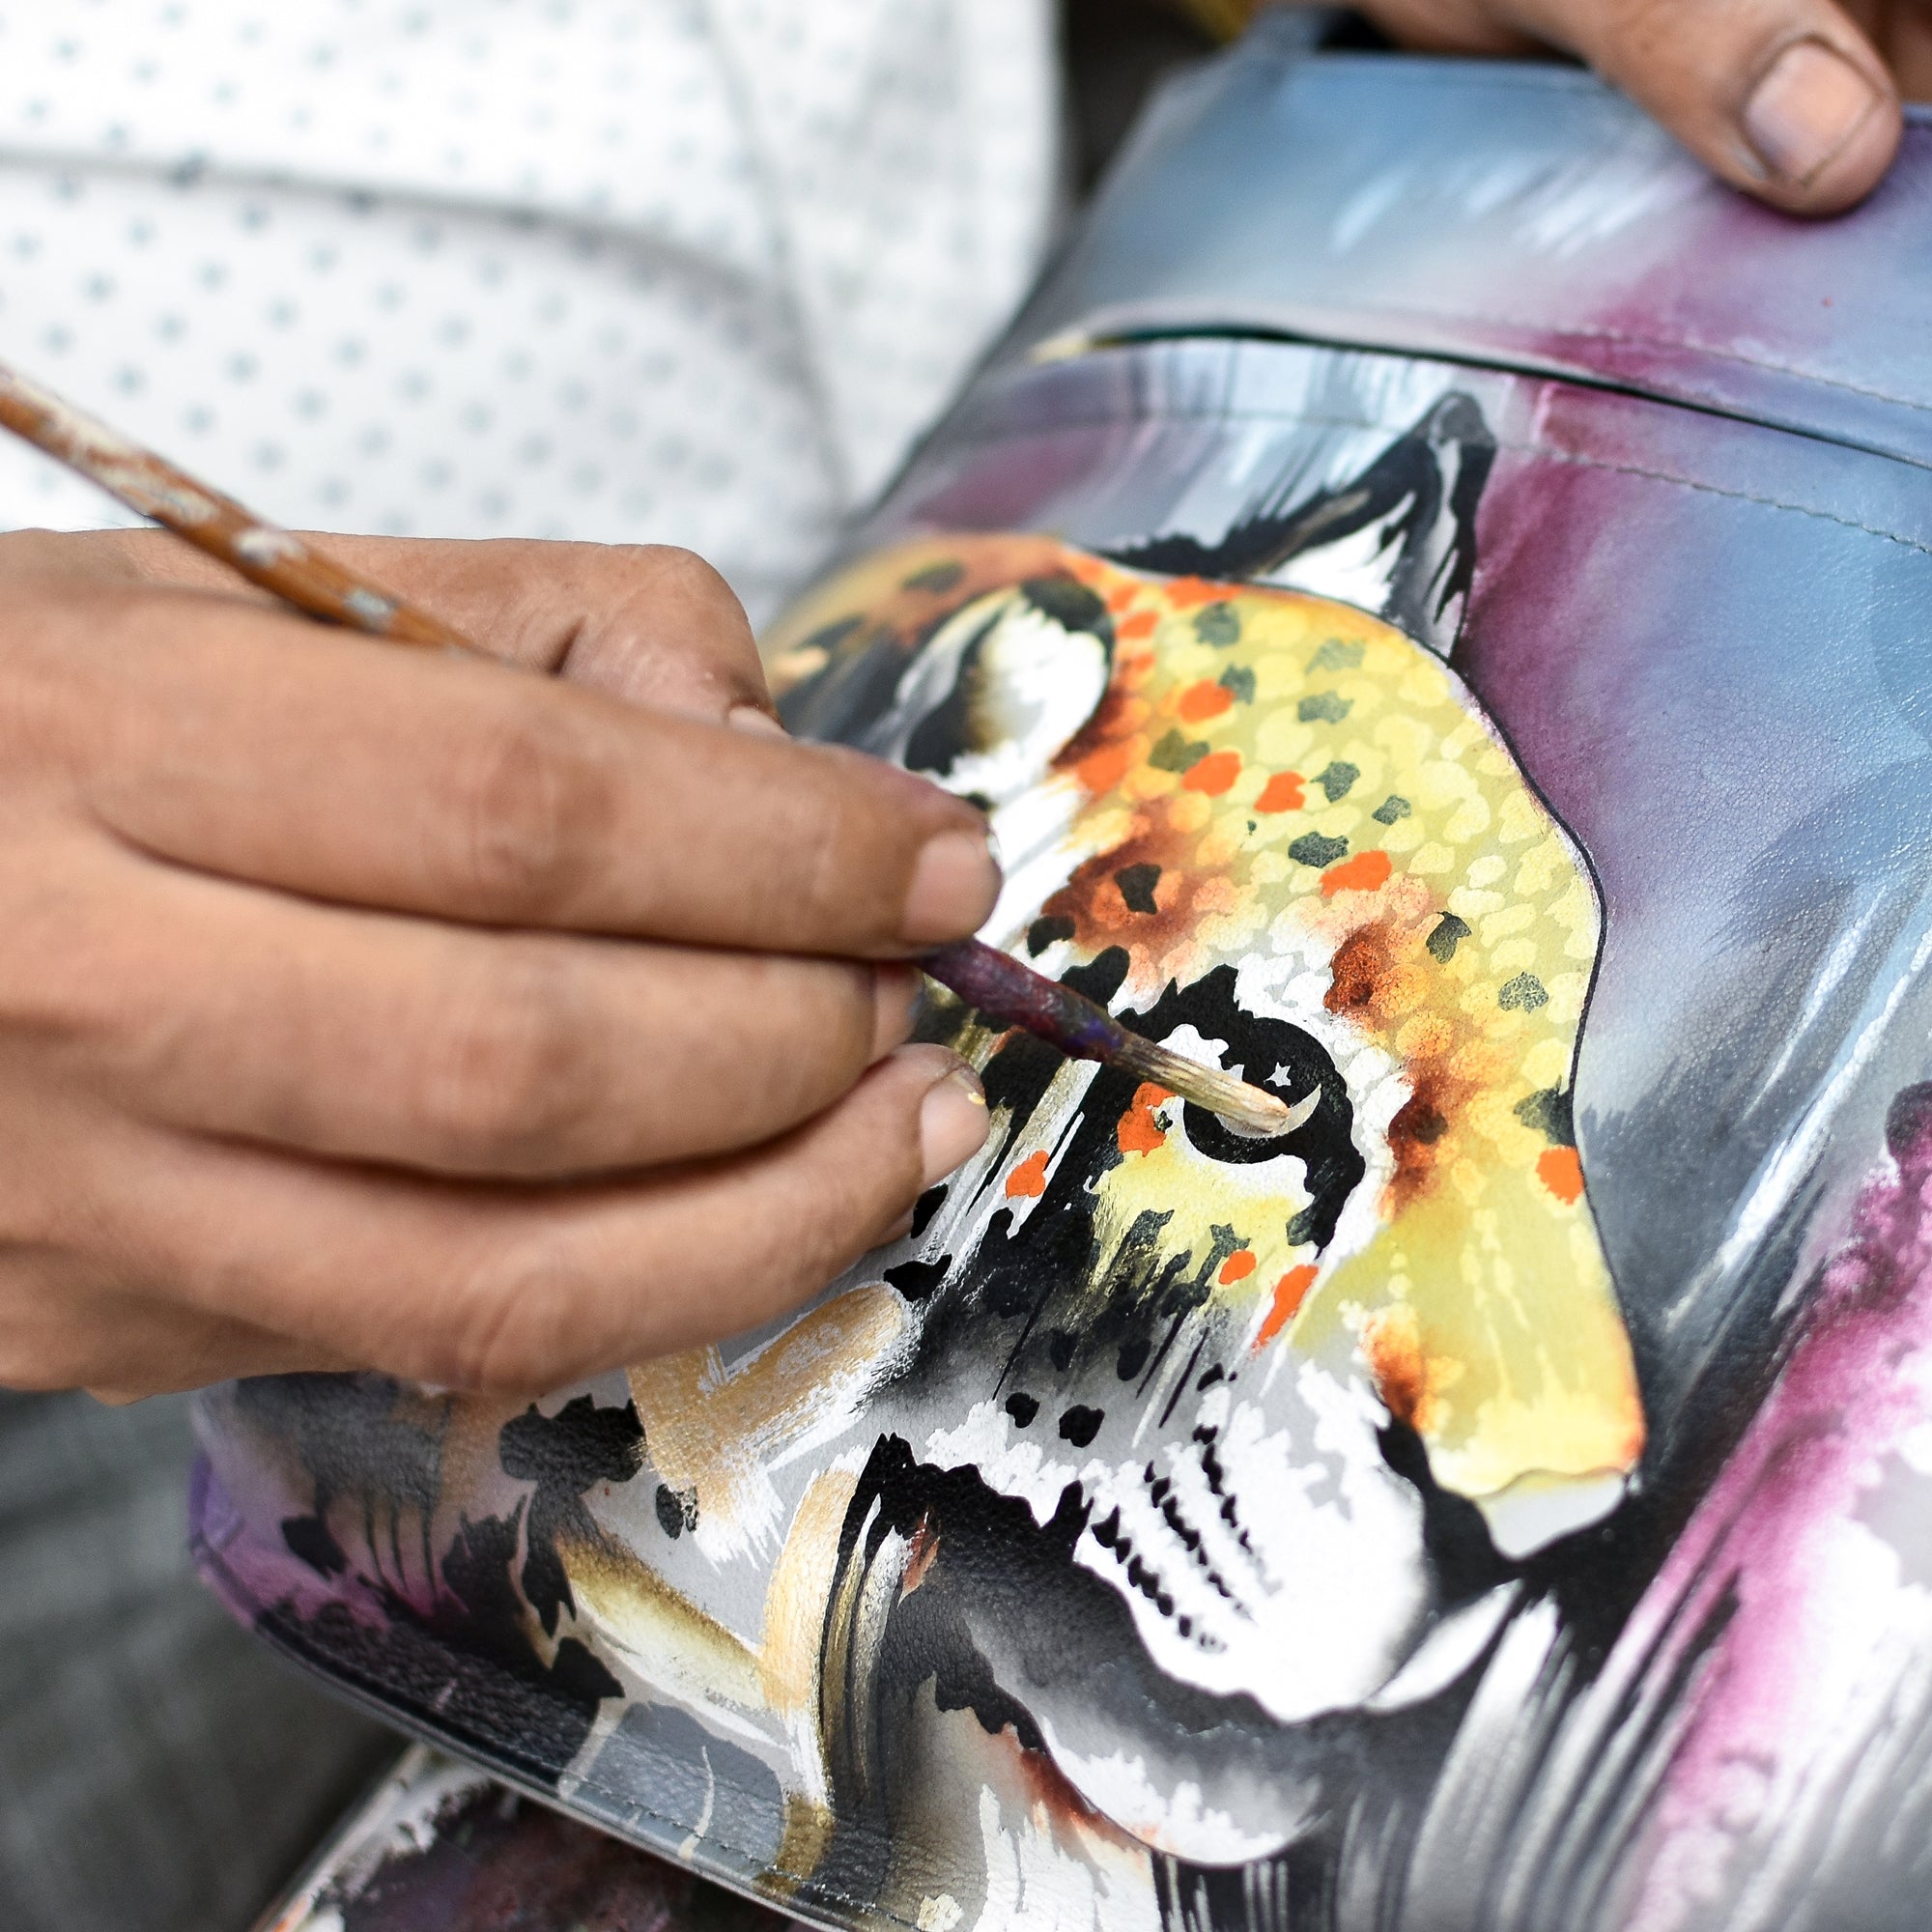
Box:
(1151, 51, 1932, 416)
(1255, 296, 1932, 417)
(946, 400, 1932, 559)
(1513, 443, 1932, 555)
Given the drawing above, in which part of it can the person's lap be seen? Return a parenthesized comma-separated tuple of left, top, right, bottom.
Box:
(0, 1389, 396, 1932)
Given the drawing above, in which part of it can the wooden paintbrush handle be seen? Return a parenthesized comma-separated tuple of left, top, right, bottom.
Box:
(0, 359, 474, 654)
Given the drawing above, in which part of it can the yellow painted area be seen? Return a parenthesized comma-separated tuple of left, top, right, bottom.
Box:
(767, 535, 1644, 1517)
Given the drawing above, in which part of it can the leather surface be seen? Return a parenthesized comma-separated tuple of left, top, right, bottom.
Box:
(1009, 24, 1932, 468)
(195, 46, 1932, 1932)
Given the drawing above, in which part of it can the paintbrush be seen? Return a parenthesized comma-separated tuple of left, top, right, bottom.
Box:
(0, 358, 1300, 1137)
(922, 940, 1305, 1135)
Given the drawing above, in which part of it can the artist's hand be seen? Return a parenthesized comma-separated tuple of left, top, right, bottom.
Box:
(1299, 0, 1922, 215)
(0, 530, 995, 1400)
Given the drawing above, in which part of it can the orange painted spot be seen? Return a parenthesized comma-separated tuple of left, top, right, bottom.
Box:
(1077, 690, 1149, 744)
(900, 1515, 940, 1598)
(1177, 680, 1235, 724)
(1006, 1150, 1050, 1199)
(1321, 850, 1393, 896)
(1073, 741, 1135, 794)
(1255, 771, 1305, 814)
(1537, 1146, 1586, 1206)
(1116, 1082, 1172, 1156)
(1365, 1307, 1431, 1431)
(1182, 749, 1242, 795)
(1163, 576, 1225, 608)
(1117, 609, 1158, 641)
(1105, 585, 1140, 614)
(1257, 1264, 1319, 1347)
(1218, 1248, 1257, 1286)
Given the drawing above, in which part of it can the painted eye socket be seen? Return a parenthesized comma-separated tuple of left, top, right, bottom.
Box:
(1181, 1087, 1332, 1167)
(876, 578, 1115, 807)
(1133, 975, 1368, 1255)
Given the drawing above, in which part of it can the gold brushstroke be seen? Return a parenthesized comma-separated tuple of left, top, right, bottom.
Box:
(759, 1466, 862, 1716)
(627, 1285, 909, 1549)
(561, 1529, 765, 1713)
(760, 1787, 838, 1905)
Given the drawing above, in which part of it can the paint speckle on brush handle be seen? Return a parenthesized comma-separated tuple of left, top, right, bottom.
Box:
(920, 938, 1293, 1133)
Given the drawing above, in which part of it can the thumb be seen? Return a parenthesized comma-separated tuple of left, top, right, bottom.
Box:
(1510, 0, 1902, 213)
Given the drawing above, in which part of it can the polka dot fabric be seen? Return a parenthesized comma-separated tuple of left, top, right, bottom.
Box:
(0, 1, 1058, 621)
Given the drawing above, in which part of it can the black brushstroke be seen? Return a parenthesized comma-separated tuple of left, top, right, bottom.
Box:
(1029, 914, 1077, 955)
(1117, 863, 1164, 913)
(246, 1501, 623, 1793)
(1105, 394, 1495, 660)
(238, 1374, 446, 1592)
(498, 1396, 645, 1636)
(884, 1255, 952, 1300)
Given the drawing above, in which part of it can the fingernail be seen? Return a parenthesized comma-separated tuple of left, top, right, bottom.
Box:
(1745, 40, 1881, 186)
(902, 828, 1002, 946)
(870, 964, 922, 1060)
(726, 702, 788, 738)
(919, 1060, 989, 1185)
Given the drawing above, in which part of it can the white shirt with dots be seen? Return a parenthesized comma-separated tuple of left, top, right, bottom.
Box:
(0, 1, 1059, 621)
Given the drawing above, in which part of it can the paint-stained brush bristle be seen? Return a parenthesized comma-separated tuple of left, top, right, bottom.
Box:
(921, 938, 1309, 1137)
(1104, 1033, 1308, 1137)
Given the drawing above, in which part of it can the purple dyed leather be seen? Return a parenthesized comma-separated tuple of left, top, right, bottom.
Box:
(1013, 26, 1932, 467)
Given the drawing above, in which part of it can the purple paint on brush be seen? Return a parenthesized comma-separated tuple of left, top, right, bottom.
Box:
(921, 939, 1123, 1061)
(920, 940, 1295, 1135)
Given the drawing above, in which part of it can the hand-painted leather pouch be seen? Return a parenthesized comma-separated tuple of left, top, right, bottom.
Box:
(194, 30, 1932, 1932)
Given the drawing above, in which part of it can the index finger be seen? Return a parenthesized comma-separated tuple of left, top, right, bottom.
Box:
(278, 534, 781, 724)
(67, 580, 999, 953)
(15, 527, 779, 724)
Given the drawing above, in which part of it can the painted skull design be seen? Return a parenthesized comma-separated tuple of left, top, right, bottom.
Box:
(557, 402, 1646, 1875)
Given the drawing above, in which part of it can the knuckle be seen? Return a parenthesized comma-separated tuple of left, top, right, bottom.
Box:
(773, 1138, 905, 1284)
(0, 880, 125, 1049)
(442, 1238, 602, 1392)
(638, 545, 744, 617)
(405, 948, 592, 1166)
(793, 1176, 872, 1275)
(1585, 0, 1721, 73)
(756, 961, 878, 1108)
(607, 546, 756, 680)
(0, 1262, 102, 1393)
(789, 753, 900, 933)
(1597, 0, 1671, 51)
(449, 705, 614, 916)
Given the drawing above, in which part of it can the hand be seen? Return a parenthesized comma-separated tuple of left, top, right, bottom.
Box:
(1310, 0, 1921, 215)
(0, 531, 996, 1400)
